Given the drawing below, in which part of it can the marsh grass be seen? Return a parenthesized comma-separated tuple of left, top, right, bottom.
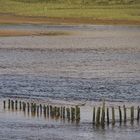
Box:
(0, 0, 140, 21)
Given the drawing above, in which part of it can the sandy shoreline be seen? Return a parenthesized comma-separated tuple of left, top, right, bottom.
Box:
(0, 14, 140, 25)
(0, 30, 71, 37)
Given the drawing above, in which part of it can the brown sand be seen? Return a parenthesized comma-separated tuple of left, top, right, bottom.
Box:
(0, 14, 140, 25)
(0, 30, 71, 37)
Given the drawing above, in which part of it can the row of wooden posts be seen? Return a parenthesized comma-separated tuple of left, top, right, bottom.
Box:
(3, 99, 140, 127)
(93, 104, 140, 127)
(3, 99, 80, 122)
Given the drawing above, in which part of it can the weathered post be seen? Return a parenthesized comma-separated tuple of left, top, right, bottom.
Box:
(57, 107, 60, 118)
(93, 107, 96, 124)
(54, 106, 56, 117)
(76, 106, 80, 122)
(43, 105, 46, 118)
(40, 104, 42, 115)
(34, 103, 37, 114)
(27, 102, 30, 113)
(15, 100, 18, 110)
(119, 106, 122, 124)
(130, 106, 134, 123)
(8, 99, 10, 109)
(107, 107, 109, 125)
(19, 101, 22, 110)
(23, 102, 26, 112)
(63, 107, 65, 119)
(123, 105, 127, 123)
(37, 105, 39, 117)
(71, 107, 76, 121)
(66, 107, 70, 120)
(47, 105, 49, 117)
(101, 102, 105, 127)
(96, 107, 101, 126)
(112, 107, 115, 126)
(3, 100, 6, 109)
(50, 105, 53, 117)
(31, 103, 33, 113)
(60, 107, 63, 118)
(11, 100, 14, 110)
(137, 106, 140, 121)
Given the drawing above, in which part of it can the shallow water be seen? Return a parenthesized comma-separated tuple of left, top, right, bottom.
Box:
(0, 100, 140, 140)
(0, 24, 140, 139)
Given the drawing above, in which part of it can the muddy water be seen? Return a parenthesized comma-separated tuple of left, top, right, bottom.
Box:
(0, 24, 140, 139)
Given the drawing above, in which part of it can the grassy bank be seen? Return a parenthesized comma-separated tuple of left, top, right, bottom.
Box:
(0, 0, 140, 24)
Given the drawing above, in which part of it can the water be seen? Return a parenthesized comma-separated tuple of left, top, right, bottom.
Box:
(0, 24, 140, 139)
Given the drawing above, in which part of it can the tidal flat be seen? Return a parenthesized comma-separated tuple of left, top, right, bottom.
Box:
(0, 24, 140, 140)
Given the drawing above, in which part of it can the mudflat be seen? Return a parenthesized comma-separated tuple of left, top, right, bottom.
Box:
(0, 14, 140, 25)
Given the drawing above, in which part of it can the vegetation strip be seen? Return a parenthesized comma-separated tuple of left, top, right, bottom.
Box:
(0, 0, 140, 25)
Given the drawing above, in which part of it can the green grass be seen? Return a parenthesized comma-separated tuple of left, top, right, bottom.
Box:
(0, 0, 140, 21)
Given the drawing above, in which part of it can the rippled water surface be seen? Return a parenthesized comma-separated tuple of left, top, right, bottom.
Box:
(0, 24, 140, 139)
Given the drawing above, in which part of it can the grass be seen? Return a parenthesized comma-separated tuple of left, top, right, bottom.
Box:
(0, 0, 140, 24)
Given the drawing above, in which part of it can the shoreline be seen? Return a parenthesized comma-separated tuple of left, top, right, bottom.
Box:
(0, 30, 71, 37)
(0, 14, 140, 25)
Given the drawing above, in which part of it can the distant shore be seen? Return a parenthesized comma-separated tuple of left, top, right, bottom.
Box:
(0, 29, 71, 37)
(0, 14, 140, 26)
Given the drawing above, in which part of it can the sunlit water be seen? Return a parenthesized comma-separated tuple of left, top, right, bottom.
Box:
(0, 24, 140, 139)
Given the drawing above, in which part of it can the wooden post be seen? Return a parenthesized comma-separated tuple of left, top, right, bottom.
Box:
(107, 108, 109, 125)
(63, 107, 65, 119)
(15, 100, 18, 110)
(52, 106, 55, 118)
(101, 106, 105, 127)
(23, 102, 26, 112)
(37, 105, 39, 117)
(131, 106, 134, 123)
(34, 103, 36, 114)
(54, 106, 57, 117)
(96, 107, 101, 126)
(43, 105, 46, 114)
(123, 105, 127, 123)
(60, 107, 63, 118)
(119, 106, 122, 124)
(19, 101, 22, 110)
(112, 107, 115, 125)
(93, 107, 96, 124)
(66, 108, 70, 120)
(50, 105, 53, 117)
(76, 106, 80, 122)
(27, 102, 30, 113)
(8, 99, 10, 109)
(22, 102, 25, 111)
(137, 106, 140, 121)
(71, 107, 75, 121)
(31, 103, 33, 113)
(57, 107, 60, 117)
(47, 105, 49, 116)
(3, 100, 6, 109)
(27, 102, 30, 116)
(40, 104, 42, 115)
(11, 100, 14, 110)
